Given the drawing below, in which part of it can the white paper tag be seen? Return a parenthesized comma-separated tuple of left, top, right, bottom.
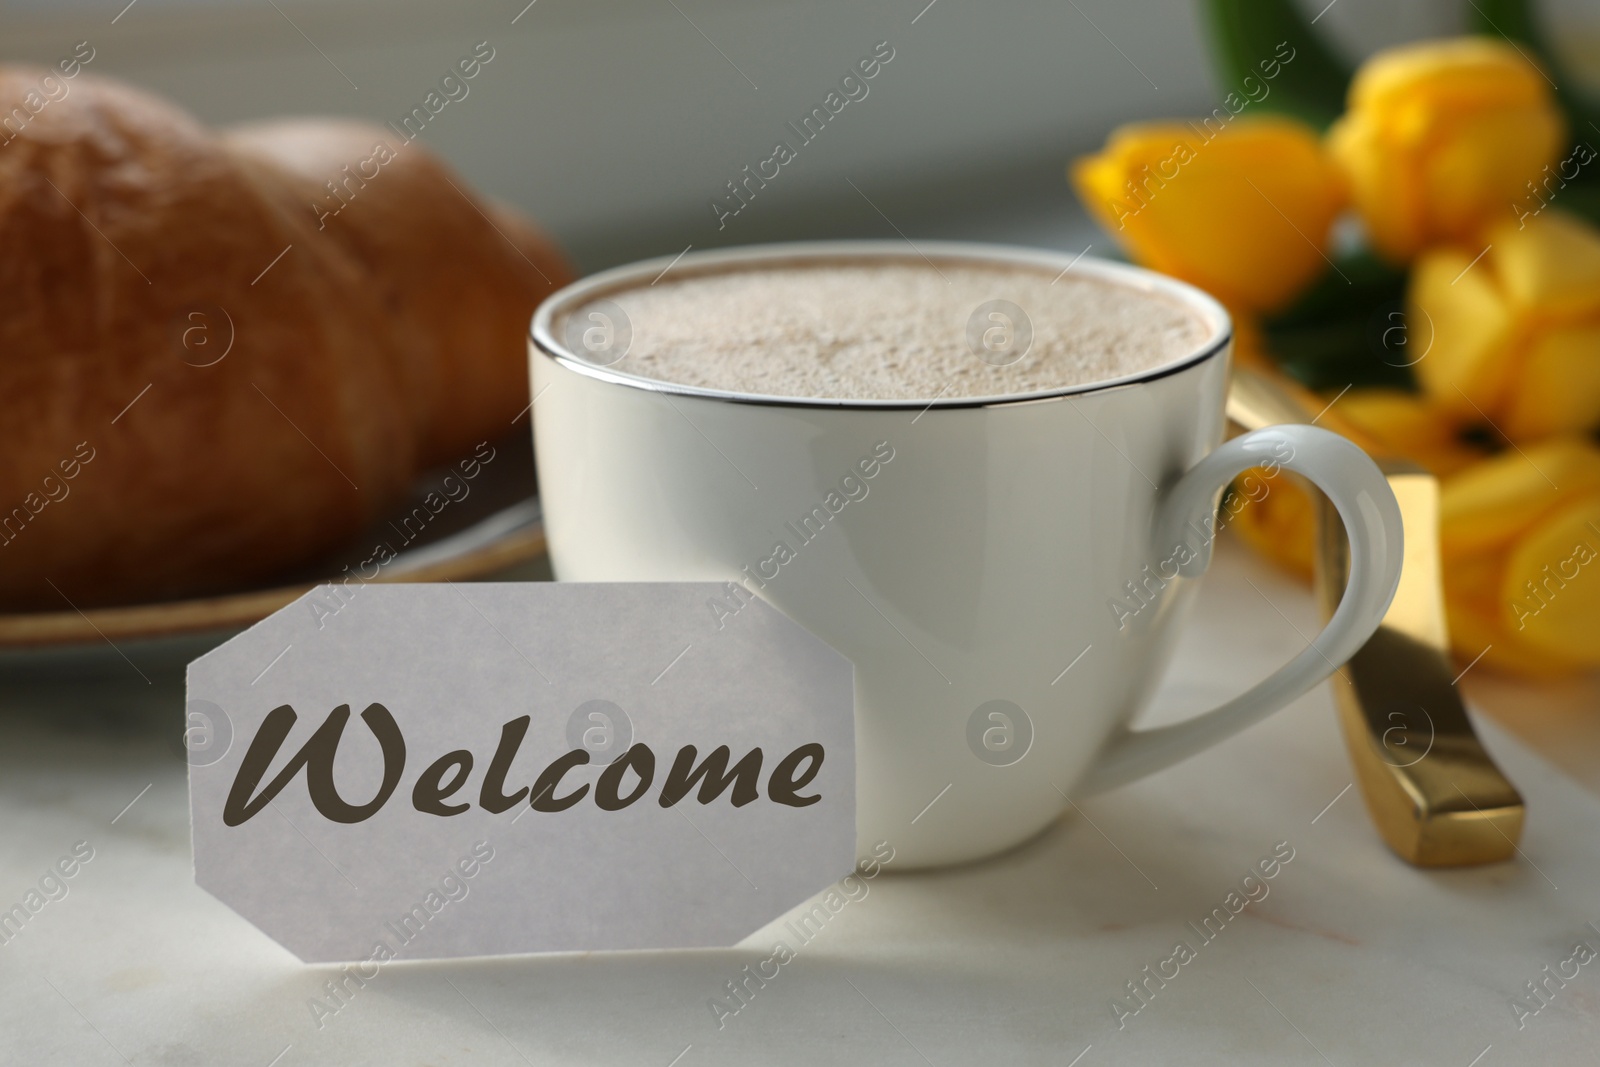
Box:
(186, 582, 855, 962)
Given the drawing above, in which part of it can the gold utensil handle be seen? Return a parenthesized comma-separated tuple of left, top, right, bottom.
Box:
(1228, 368, 1524, 866)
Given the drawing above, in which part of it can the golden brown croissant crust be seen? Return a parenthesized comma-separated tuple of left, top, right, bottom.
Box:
(0, 68, 572, 610)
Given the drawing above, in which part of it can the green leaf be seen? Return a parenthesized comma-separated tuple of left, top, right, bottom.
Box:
(1269, 249, 1406, 327)
(1465, 0, 1543, 41)
(1200, 0, 1352, 129)
(1262, 250, 1416, 391)
(1551, 183, 1600, 226)
(1265, 319, 1418, 392)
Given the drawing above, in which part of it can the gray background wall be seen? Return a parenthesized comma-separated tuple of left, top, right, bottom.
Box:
(4, 0, 1592, 270)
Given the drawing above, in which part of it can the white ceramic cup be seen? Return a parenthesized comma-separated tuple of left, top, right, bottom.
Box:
(530, 241, 1403, 869)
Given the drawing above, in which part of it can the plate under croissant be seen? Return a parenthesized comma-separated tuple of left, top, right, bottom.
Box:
(0, 435, 547, 680)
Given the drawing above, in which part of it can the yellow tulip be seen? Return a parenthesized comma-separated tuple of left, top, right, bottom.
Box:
(1411, 211, 1600, 440)
(1333, 389, 1485, 476)
(1223, 393, 1600, 676)
(1443, 551, 1587, 678)
(1227, 388, 1478, 580)
(1439, 438, 1600, 557)
(1435, 439, 1600, 675)
(1328, 37, 1566, 263)
(1071, 117, 1346, 313)
(1226, 462, 1316, 583)
(1497, 208, 1600, 314)
(1234, 437, 1600, 677)
(1501, 496, 1600, 664)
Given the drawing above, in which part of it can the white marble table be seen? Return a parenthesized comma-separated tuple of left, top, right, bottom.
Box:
(3, 539, 1598, 1066)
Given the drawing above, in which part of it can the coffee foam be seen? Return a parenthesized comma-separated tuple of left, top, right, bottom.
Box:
(562, 259, 1214, 401)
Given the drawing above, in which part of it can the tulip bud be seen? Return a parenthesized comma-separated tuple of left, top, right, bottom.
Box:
(1328, 37, 1566, 263)
(1411, 211, 1600, 439)
(1071, 117, 1345, 313)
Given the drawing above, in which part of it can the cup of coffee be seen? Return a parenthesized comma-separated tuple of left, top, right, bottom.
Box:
(529, 241, 1402, 869)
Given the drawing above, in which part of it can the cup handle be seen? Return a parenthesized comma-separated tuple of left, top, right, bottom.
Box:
(1077, 424, 1404, 795)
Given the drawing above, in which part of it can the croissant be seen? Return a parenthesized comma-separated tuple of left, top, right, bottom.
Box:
(0, 68, 572, 610)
